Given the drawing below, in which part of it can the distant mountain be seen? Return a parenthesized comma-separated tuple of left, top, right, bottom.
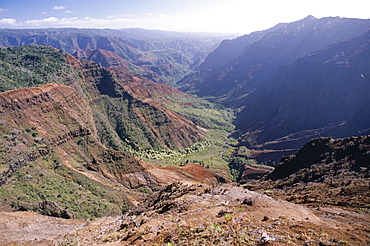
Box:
(199, 20, 285, 71)
(237, 29, 370, 148)
(179, 16, 370, 98)
(0, 28, 230, 84)
(177, 16, 370, 163)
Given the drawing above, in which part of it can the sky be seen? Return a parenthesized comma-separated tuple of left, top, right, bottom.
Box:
(0, 0, 369, 34)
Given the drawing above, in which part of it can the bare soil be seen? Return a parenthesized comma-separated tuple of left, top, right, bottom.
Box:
(1, 182, 369, 246)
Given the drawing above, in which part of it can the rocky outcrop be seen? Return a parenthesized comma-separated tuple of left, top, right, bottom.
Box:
(15, 200, 74, 219)
(266, 136, 370, 182)
(108, 66, 207, 149)
(246, 135, 370, 210)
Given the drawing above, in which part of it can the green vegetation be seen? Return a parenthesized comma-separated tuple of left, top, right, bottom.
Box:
(228, 154, 274, 182)
(168, 95, 235, 131)
(0, 156, 128, 219)
(0, 45, 72, 92)
(133, 129, 233, 171)
(0, 124, 128, 219)
(0, 45, 237, 162)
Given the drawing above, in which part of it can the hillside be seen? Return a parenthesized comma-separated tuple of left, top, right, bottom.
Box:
(0, 45, 234, 218)
(245, 135, 370, 212)
(0, 83, 226, 219)
(0, 45, 215, 151)
(0, 83, 140, 218)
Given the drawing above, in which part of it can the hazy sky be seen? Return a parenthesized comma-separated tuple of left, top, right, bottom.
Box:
(0, 0, 369, 34)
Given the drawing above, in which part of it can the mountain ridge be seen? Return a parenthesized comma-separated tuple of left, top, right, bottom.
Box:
(0, 28, 232, 85)
(245, 135, 370, 211)
(180, 16, 370, 98)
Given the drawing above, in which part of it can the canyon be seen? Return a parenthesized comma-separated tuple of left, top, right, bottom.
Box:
(0, 16, 369, 245)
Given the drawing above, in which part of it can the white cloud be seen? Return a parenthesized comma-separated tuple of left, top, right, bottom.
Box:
(0, 18, 18, 26)
(50, 16, 158, 29)
(53, 6, 66, 10)
(0, 15, 235, 31)
(1, 0, 369, 33)
(107, 14, 136, 19)
(2, 0, 369, 34)
(157, 14, 172, 18)
(24, 17, 59, 26)
(52, 5, 74, 14)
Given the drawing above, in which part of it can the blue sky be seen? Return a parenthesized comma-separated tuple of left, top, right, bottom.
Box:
(0, 0, 369, 34)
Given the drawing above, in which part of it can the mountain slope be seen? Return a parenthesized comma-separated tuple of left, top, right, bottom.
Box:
(0, 83, 138, 218)
(237, 29, 370, 147)
(246, 135, 370, 211)
(0, 45, 208, 152)
(0, 83, 222, 219)
(0, 45, 234, 218)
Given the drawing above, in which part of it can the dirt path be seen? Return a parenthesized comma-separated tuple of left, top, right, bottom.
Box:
(62, 160, 128, 192)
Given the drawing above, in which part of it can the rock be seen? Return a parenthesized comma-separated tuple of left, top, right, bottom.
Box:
(260, 232, 275, 244)
(38, 200, 74, 219)
(242, 197, 254, 206)
(262, 216, 269, 221)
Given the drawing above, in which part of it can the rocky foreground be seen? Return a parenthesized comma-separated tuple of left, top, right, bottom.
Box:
(0, 181, 369, 245)
(1, 135, 369, 245)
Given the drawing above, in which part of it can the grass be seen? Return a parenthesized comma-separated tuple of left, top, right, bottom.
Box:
(141, 129, 232, 169)
(168, 95, 235, 131)
(0, 138, 129, 219)
(161, 211, 339, 246)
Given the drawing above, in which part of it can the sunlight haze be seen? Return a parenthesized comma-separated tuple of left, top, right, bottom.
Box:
(0, 0, 369, 34)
